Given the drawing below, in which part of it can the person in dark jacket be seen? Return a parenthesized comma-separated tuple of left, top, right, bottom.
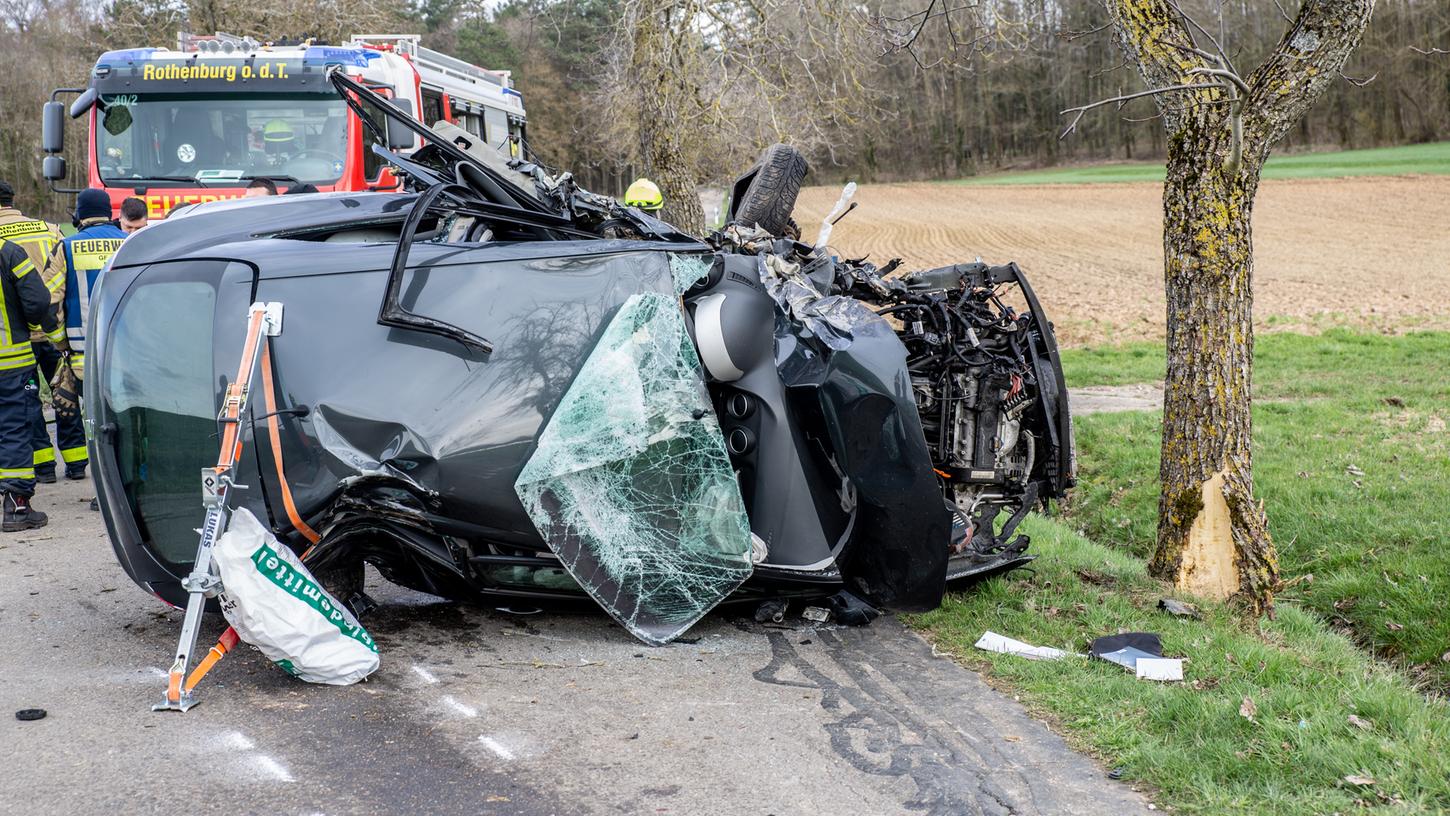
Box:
(0, 236, 64, 530)
(35, 189, 124, 482)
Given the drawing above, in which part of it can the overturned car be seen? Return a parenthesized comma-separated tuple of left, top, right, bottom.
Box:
(90, 73, 1074, 645)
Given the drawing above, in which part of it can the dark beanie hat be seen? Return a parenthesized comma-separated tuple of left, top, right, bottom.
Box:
(75, 188, 111, 221)
(0, 180, 14, 206)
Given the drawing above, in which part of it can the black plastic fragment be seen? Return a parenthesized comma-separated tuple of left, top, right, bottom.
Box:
(15, 708, 46, 721)
(827, 590, 880, 627)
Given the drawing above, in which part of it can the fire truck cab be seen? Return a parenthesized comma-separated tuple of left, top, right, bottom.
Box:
(41, 32, 526, 219)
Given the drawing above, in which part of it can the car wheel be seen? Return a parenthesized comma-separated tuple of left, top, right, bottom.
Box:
(732, 144, 808, 237)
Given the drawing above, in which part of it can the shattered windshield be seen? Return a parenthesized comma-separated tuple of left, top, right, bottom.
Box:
(96, 93, 349, 185)
(515, 291, 753, 645)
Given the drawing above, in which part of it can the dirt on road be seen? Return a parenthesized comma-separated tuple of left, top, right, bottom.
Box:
(793, 175, 1450, 346)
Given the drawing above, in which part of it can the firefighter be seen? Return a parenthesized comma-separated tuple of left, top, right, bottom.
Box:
(39, 189, 125, 481)
(262, 119, 297, 165)
(0, 236, 64, 531)
(0, 180, 70, 484)
(623, 178, 664, 213)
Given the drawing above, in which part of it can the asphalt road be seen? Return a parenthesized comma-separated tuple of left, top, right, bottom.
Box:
(1, 475, 1150, 815)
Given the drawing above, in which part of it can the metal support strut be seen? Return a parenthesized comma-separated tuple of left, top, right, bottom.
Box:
(153, 302, 282, 712)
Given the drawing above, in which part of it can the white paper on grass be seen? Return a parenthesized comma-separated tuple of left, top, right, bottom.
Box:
(214, 508, 379, 685)
(1134, 657, 1184, 681)
(974, 631, 1077, 661)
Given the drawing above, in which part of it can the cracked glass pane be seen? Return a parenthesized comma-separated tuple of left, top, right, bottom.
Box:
(514, 291, 753, 645)
(668, 253, 712, 295)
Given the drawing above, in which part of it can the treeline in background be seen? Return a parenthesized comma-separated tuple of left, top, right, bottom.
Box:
(1, 0, 1446, 220)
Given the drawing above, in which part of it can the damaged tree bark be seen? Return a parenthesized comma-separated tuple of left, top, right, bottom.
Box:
(1096, 0, 1376, 612)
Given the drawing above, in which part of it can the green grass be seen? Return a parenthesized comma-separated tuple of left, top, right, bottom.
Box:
(913, 516, 1450, 814)
(952, 141, 1450, 186)
(1059, 330, 1450, 689)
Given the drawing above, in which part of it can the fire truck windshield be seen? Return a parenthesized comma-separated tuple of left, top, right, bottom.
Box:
(96, 93, 349, 186)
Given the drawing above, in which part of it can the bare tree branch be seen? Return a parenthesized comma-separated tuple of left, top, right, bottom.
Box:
(1059, 83, 1223, 138)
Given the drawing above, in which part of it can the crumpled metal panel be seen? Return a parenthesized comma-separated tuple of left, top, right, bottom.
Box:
(514, 292, 753, 645)
(756, 254, 878, 350)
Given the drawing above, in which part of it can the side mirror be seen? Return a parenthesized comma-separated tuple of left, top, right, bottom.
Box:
(68, 88, 98, 119)
(42, 155, 67, 182)
(387, 100, 417, 150)
(42, 101, 66, 154)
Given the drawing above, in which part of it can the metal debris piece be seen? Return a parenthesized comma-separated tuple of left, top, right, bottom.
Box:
(1158, 598, 1202, 619)
(801, 606, 830, 623)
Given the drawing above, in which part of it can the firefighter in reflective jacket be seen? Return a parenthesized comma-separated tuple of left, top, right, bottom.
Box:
(39, 189, 124, 481)
(0, 179, 71, 484)
(0, 237, 64, 530)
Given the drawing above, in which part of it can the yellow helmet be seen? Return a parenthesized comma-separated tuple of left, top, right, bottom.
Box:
(624, 178, 664, 212)
(262, 119, 295, 144)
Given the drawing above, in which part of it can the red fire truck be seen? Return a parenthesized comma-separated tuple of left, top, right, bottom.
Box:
(42, 33, 526, 219)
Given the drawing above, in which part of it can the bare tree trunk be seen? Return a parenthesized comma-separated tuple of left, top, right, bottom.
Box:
(1150, 124, 1277, 611)
(628, 0, 705, 235)
(1097, 0, 1377, 612)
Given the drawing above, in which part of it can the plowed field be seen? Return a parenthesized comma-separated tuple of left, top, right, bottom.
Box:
(793, 176, 1450, 346)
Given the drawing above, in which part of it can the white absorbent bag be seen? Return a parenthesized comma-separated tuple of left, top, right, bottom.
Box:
(214, 508, 379, 685)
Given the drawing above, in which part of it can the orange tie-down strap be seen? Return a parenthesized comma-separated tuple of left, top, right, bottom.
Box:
(215, 308, 268, 473)
(185, 340, 322, 694)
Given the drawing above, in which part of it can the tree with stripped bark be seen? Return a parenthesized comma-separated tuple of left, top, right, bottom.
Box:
(1068, 0, 1377, 612)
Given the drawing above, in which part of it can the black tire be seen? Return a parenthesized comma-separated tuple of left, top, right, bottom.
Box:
(733, 144, 808, 237)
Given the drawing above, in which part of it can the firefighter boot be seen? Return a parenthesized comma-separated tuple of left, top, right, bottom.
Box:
(3, 493, 48, 532)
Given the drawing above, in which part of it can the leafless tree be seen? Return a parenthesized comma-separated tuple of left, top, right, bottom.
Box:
(1061, 0, 1377, 613)
(597, 0, 884, 233)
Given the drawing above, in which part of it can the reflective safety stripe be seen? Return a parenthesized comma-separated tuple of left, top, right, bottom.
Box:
(33, 448, 55, 465)
(60, 446, 87, 464)
(0, 467, 35, 479)
(12, 258, 34, 277)
(45, 326, 64, 344)
(0, 341, 37, 370)
(45, 272, 65, 293)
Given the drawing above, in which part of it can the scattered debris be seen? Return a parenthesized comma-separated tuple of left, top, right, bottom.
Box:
(14, 708, 46, 721)
(1347, 714, 1373, 731)
(1107, 767, 1124, 780)
(825, 590, 879, 627)
(1343, 774, 1376, 787)
(1383, 396, 1405, 408)
(1157, 598, 1201, 619)
(753, 600, 788, 625)
(1134, 658, 1185, 682)
(801, 606, 831, 623)
(1091, 633, 1157, 667)
(1346, 464, 1365, 477)
(975, 631, 1076, 661)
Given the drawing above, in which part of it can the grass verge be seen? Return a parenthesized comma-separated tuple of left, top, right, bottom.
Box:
(1058, 330, 1450, 688)
(951, 141, 1450, 186)
(913, 516, 1450, 814)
